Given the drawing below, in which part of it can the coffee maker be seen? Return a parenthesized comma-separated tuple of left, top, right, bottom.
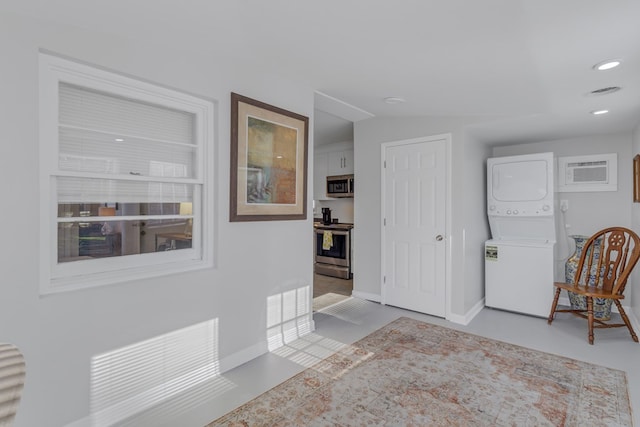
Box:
(321, 207, 332, 225)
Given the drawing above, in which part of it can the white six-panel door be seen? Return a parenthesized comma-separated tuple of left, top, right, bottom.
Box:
(382, 137, 447, 317)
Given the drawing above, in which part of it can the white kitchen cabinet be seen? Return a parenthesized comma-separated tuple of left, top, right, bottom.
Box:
(327, 149, 354, 175)
(314, 142, 354, 201)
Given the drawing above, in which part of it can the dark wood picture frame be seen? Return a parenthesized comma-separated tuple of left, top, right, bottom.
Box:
(230, 93, 309, 221)
(634, 154, 640, 203)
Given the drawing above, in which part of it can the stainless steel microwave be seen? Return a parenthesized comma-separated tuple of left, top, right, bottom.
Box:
(326, 174, 354, 198)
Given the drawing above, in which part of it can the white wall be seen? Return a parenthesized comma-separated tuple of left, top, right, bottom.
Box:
(315, 199, 354, 223)
(462, 131, 493, 312)
(632, 124, 640, 317)
(493, 132, 634, 287)
(493, 133, 633, 236)
(353, 116, 492, 319)
(353, 119, 637, 321)
(0, 12, 314, 427)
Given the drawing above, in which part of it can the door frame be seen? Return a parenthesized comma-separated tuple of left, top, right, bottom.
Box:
(380, 133, 452, 320)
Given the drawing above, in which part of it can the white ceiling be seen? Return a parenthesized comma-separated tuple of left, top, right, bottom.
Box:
(6, 0, 640, 146)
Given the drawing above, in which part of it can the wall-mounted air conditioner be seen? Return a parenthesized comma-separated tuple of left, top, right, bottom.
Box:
(557, 153, 617, 192)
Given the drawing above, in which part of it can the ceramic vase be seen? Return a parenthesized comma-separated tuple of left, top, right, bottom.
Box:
(564, 235, 612, 320)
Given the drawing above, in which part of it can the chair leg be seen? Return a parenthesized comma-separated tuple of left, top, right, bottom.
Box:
(614, 300, 639, 343)
(587, 297, 594, 345)
(548, 287, 561, 324)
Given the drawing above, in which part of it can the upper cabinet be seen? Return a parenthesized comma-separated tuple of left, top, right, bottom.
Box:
(327, 149, 354, 175)
(314, 141, 354, 200)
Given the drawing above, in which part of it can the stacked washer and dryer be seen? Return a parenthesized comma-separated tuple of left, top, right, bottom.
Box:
(484, 152, 556, 318)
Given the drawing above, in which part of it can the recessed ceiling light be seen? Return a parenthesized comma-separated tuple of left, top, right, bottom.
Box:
(383, 97, 405, 105)
(591, 109, 609, 115)
(593, 60, 621, 71)
(115, 138, 124, 142)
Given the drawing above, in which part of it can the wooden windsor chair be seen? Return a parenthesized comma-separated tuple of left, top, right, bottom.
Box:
(548, 227, 640, 344)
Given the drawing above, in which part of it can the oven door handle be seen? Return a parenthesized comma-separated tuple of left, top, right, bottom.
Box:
(316, 229, 349, 236)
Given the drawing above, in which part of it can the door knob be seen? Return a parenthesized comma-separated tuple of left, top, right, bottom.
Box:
(436, 235, 444, 241)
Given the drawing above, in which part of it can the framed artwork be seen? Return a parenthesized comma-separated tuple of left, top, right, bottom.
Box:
(634, 154, 640, 203)
(230, 92, 309, 221)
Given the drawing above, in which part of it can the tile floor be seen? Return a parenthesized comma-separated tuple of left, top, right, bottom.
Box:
(312, 273, 353, 298)
(312, 273, 353, 311)
(127, 300, 640, 427)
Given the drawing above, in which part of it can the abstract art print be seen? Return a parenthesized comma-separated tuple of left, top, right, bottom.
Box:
(230, 93, 308, 221)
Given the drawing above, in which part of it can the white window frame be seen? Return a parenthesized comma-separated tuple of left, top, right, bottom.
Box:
(39, 53, 214, 294)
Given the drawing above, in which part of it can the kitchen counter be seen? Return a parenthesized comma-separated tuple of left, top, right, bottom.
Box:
(313, 222, 354, 230)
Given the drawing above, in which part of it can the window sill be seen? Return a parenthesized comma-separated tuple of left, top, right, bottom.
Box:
(41, 258, 212, 295)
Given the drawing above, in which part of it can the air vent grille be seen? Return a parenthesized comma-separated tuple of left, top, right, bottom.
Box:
(589, 86, 621, 96)
(571, 166, 607, 183)
(557, 153, 617, 192)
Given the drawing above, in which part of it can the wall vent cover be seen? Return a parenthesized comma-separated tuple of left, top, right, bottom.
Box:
(557, 153, 617, 192)
(589, 86, 621, 96)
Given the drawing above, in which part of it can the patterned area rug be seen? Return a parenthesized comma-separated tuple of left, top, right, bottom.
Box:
(207, 317, 632, 426)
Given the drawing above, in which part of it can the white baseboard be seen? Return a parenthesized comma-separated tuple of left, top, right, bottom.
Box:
(219, 342, 268, 375)
(352, 290, 381, 303)
(65, 340, 273, 427)
(66, 316, 316, 427)
(448, 298, 485, 326)
(353, 290, 486, 326)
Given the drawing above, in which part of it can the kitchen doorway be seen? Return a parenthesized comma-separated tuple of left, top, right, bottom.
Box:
(312, 222, 353, 311)
(312, 92, 367, 312)
(313, 273, 352, 311)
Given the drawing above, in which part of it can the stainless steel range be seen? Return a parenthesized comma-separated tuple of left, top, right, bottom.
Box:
(314, 223, 353, 279)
